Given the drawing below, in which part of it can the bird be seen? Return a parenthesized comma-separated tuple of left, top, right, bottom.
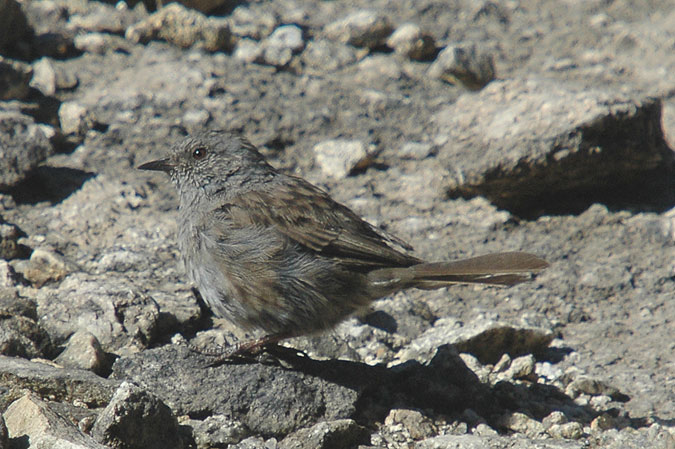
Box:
(138, 130, 548, 356)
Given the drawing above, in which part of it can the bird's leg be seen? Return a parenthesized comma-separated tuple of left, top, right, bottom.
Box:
(188, 333, 290, 362)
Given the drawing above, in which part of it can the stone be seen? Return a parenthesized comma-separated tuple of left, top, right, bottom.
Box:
(386, 23, 436, 61)
(30, 57, 57, 96)
(497, 412, 546, 437)
(66, 1, 142, 34)
(395, 318, 553, 365)
(229, 5, 278, 40)
(186, 415, 248, 448)
(35, 272, 160, 352)
(565, 376, 623, 399)
(279, 419, 369, 449)
(547, 422, 584, 439)
(111, 345, 359, 437)
(125, 3, 236, 52)
(324, 10, 393, 49)
(0, 356, 118, 412)
(0, 288, 51, 358)
(0, 56, 32, 100)
(58, 101, 96, 137)
(0, 261, 17, 287)
(4, 394, 107, 449)
(74, 33, 132, 55)
(503, 354, 536, 380)
(0, 221, 22, 260)
(233, 38, 262, 63)
(300, 39, 359, 75)
(433, 78, 673, 214)
(259, 25, 304, 67)
(23, 246, 72, 287)
(92, 382, 183, 449)
(313, 139, 377, 179)
(428, 44, 496, 90)
(383, 409, 436, 440)
(54, 331, 108, 376)
(398, 141, 434, 160)
(0, 111, 53, 189)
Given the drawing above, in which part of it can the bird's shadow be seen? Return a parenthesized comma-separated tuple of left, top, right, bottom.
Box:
(198, 343, 610, 432)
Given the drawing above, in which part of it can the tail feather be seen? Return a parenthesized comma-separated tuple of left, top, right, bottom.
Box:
(367, 252, 548, 295)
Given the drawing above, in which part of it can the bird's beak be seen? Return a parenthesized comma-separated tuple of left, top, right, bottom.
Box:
(137, 158, 174, 172)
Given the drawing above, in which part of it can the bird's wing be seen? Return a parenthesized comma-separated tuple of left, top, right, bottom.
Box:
(216, 175, 420, 269)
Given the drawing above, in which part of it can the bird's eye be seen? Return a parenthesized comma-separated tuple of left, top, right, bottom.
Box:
(192, 147, 207, 160)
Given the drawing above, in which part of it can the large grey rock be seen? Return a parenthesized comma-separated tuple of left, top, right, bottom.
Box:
(111, 345, 359, 437)
(92, 382, 183, 449)
(3, 394, 107, 449)
(0, 111, 53, 189)
(433, 78, 674, 213)
(0, 355, 118, 412)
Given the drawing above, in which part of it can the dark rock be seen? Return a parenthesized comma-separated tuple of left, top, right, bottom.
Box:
(111, 345, 359, 437)
(0, 221, 23, 260)
(0, 0, 33, 57)
(0, 356, 118, 412)
(0, 111, 53, 190)
(0, 414, 6, 449)
(92, 382, 183, 449)
(0, 56, 32, 100)
(0, 288, 51, 358)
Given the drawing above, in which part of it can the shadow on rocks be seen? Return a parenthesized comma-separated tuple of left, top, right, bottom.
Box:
(112, 343, 602, 438)
(8, 166, 95, 205)
(263, 344, 601, 430)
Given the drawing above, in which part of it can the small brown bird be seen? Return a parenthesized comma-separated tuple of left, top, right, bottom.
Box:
(139, 131, 548, 355)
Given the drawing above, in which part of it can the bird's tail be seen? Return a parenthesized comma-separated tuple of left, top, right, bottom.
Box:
(367, 252, 549, 295)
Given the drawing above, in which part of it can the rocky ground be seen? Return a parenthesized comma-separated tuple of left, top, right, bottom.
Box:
(0, 0, 674, 448)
